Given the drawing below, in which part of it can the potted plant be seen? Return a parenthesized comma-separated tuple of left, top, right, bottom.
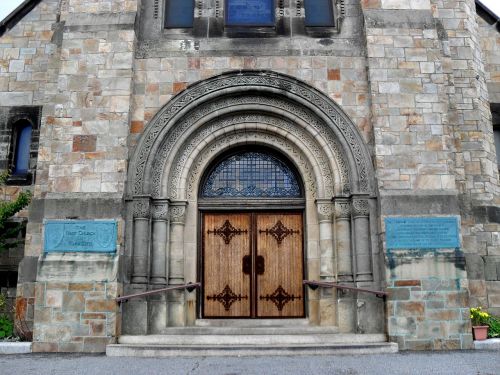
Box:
(470, 307, 490, 341)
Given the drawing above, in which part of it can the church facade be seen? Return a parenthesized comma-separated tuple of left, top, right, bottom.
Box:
(0, 0, 499, 352)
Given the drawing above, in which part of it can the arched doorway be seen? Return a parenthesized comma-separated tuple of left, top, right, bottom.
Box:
(199, 149, 305, 318)
(123, 71, 382, 335)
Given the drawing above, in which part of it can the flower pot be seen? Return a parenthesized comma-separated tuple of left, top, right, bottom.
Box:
(472, 325, 489, 341)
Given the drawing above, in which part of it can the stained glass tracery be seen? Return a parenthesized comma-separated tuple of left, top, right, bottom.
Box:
(201, 152, 301, 198)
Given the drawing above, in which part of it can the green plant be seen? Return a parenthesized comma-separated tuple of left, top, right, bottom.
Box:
(488, 316, 500, 338)
(0, 171, 31, 252)
(0, 314, 13, 339)
(470, 307, 490, 326)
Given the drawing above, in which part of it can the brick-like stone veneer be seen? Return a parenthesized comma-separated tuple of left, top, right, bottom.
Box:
(32, 281, 121, 352)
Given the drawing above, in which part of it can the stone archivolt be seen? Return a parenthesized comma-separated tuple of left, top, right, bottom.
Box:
(129, 71, 375, 200)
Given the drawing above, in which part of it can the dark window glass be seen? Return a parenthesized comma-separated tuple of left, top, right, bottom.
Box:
(165, 0, 194, 28)
(202, 151, 301, 198)
(304, 0, 334, 27)
(226, 0, 275, 26)
(13, 123, 32, 175)
(494, 128, 500, 168)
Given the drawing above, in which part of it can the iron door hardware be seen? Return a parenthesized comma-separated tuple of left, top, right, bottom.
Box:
(256, 255, 265, 275)
(242, 255, 251, 275)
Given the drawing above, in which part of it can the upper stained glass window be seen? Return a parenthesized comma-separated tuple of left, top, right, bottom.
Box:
(201, 151, 302, 198)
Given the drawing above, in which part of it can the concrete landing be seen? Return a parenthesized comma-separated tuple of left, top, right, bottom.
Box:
(0, 342, 32, 354)
(474, 338, 500, 350)
(107, 331, 398, 357)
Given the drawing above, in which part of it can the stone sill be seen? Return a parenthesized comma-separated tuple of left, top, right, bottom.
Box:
(0, 342, 32, 354)
(473, 338, 500, 350)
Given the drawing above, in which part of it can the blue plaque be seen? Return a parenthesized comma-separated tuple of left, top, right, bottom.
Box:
(44, 220, 117, 253)
(226, 0, 274, 26)
(385, 217, 460, 250)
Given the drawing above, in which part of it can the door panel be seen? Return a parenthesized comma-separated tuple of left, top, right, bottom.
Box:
(203, 213, 251, 317)
(256, 213, 304, 317)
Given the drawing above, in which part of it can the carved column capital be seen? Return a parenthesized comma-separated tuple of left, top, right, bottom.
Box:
(352, 197, 370, 217)
(316, 199, 334, 221)
(169, 201, 188, 223)
(152, 199, 169, 221)
(133, 196, 151, 219)
(334, 198, 351, 219)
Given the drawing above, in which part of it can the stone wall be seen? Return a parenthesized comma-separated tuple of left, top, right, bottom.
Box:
(33, 280, 121, 352)
(0, 0, 499, 353)
(0, 0, 136, 352)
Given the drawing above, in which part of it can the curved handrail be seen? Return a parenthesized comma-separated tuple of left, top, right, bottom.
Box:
(116, 282, 201, 303)
(303, 280, 387, 298)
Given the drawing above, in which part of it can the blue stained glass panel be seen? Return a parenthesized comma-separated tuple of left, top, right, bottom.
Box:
(304, 0, 334, 27)
(165, 0, 194, 28)
(202, 152, 301, 198)
(13, 124, 32, 175)
(226, 0, 275, 26)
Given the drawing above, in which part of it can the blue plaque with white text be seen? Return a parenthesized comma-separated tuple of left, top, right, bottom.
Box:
(385, 217, 460, 250)
(226, 0, 274, 26)
(44, 220, 117, 253)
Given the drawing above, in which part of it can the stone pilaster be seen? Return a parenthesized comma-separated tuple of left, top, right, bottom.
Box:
(151, 199, 169, 286)
(132, 196, 151, 284)
(352, 197, 372, 282)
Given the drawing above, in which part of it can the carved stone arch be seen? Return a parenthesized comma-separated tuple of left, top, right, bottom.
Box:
(180, 129, 321, 201)
(163, 115, 338, 200)
(128, 70, 375, 199)
(151, 97, 347, 199)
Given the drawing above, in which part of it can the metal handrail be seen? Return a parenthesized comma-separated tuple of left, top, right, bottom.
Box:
(303, 280, 387, 298)
(116, 282, 201, 303)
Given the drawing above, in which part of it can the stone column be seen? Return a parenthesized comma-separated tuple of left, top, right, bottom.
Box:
(132, 197, 151, 284)
(316, 199, 336, 326)
(168, 201, 188, 285)
(334, 198, 353, 282)
(151, 199, 169, 286)
(316, 199, 335, 279)
(334, 197, 356, 333)
(352, 197, 372, 282)
(167, 201, 188, 327)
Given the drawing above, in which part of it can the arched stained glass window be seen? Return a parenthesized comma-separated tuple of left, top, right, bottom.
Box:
(201, 151, 302, 198)
(13, 122, 32, 175)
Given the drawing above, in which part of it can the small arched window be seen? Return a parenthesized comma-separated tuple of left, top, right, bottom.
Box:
(12, 121, 32, 176)
(201, 151, 302, 198)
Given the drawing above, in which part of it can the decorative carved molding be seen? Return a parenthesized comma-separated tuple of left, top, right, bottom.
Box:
(186, 131, 318, 200)
(316, 200, 334, 221)
(208, 220, 248, 245)
(352, 198, 370, 217)
(151, 100, 340, 199)
(132, 72, 372, 199)
(133, 198, 150, 219)
(334, 199, 351, 219)
(207, 284, 248, 311)
(259, 220, 300, 246)
(169, 202, 187, 223)
(259, 285, 301, 312)
(152, 201, 169, 220)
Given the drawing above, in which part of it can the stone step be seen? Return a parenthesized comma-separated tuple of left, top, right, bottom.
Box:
(154, 326, 340, 335)
(195, 318, 310, 327)
(107, 342, 398, 357)
(117, 333, 388, 346)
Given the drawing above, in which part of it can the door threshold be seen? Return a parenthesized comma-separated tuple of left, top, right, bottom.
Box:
(195, 318, 310, 327)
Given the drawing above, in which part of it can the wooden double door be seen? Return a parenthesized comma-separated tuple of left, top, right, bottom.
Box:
(202, 212, 304, 318)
